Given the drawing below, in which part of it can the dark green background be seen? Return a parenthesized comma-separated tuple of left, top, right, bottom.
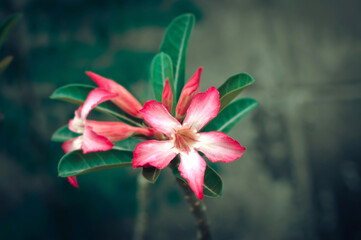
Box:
(1, 0, 361, 239)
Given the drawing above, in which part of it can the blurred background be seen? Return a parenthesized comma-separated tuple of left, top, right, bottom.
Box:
(1, 0, 361, 239)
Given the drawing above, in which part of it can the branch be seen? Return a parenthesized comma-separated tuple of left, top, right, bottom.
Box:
(176, 178, 212, 240)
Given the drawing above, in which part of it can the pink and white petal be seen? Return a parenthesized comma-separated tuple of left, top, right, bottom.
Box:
(81, 88, 118, 119)
(62, 136, 83, 153)
(196, 131, 245, 163)
(68, 119, 77, 133)
(175, 67, 202, 120)
(179, 150, 206, 200)
(67, 176, 79, 188)
(68, 109, 84, 133)
(183, 87, 220, 132)
(133, 140, 177, 169)
(81, 126, 114, 154)
(86, 71, 143, 118)
(87, 120, 152, 142)
(140, 100, 181, 137)
(162, 78, 173, 113)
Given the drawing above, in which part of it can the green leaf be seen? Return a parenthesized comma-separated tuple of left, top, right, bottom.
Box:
(57, 137, 143, 177)
(51, 125, 80, 142)
(0, 56, 13, 75)
(58, 149, 133, 177)
(173, 164, 223, 198)
(159, 13, 195, 101)
(0, 13, 22, 49)
(50, 84, 141, 126)
(151, 52, 174, 102)
(142, 167, 161, 184)
(218, 73, 255, 111)
(203, 98, 258, 133)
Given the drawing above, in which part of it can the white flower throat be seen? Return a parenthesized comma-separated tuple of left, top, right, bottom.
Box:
(172, 126, 198, 153)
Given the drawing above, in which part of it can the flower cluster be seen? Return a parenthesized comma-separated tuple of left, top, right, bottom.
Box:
(62, 68, 245, 199)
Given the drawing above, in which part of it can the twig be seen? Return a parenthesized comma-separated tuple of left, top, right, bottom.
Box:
(176, 178, 212, 240)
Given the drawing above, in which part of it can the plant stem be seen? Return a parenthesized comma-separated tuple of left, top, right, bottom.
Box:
(133, 174, 149, 240)
(176, 178, 212, 240)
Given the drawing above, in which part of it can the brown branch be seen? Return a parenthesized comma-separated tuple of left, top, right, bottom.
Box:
(176, 178, 212, 240)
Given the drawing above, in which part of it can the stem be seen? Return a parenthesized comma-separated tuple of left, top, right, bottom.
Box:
(133, 174, 149, 240)
(176, 178, 212, 240)
(117, 115, 144, 128)
(125, 117, 144, 128)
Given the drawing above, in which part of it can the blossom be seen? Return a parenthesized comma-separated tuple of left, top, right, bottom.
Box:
(62, 88, 152, 187)
(133, 87, 245, 199)
(62, 88, 117, 155)
(62, 88, 152, 154)
(86, 71, 143, 118)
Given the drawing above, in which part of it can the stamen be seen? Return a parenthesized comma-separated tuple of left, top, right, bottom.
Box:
(173, 127, 197, 153)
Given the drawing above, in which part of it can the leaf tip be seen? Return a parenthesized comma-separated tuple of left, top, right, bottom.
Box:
(242, 72, 255, 85)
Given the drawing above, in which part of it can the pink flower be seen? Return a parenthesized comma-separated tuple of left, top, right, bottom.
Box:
(133, 87, 245, 199)
(61, 88, 117, 188)
(62, 88, 152, 188)
(62, 88, 152, 155)
(86, 71, 143, 118)
(62, 88, 117, 155)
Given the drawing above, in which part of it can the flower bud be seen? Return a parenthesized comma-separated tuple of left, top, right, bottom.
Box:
(162, 78, 173, 113)
(175, 67, 202, 120)
(86, 71, 143, 118)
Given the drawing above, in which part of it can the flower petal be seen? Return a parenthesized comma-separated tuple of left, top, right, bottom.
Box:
(81, 126, 114, 154)
(133, 140, 177, 169)
(179, 150, 206, 200)
(68, 108, 84, 133)
(162, 78, 173, 113)
(62, 136, 82, 153)
(175, 67, 202, 120)
(140, 100, 181, 137)
(86, 120, 152, 142)
(81, 88, 118, 120)
(183, 87, 220, 132)
(67, 176, 79, 188)
(196, 131, 245, 163)
(86, 71, 143, 118)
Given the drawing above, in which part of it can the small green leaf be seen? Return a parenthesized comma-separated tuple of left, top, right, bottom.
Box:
(218, 73, 255, 111)
(0, 56, 13, 75)
(173, 164, 223, 198)
(50, 84, 141, 126)
(51, 125, 80, 142)
(151, 52, 174, 102)
(0, 13, 22, 49)
(58, 149, 133, 177)
(159, 13, 195, 101)
(203, 98, 258, 133)
(142, 167, 161, 184)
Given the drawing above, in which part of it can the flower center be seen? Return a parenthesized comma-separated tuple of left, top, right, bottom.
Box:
(173, 127, 197, 153)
